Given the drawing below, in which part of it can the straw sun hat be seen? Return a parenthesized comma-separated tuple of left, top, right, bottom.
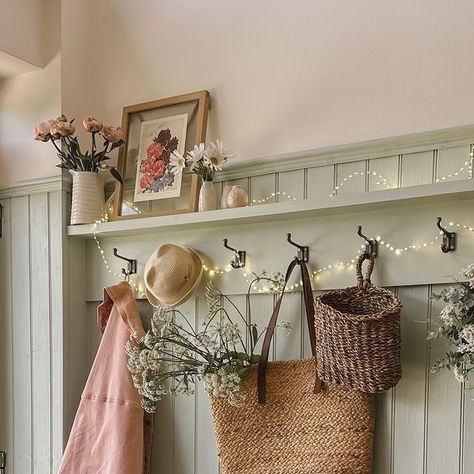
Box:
(144, 244, 203, 307)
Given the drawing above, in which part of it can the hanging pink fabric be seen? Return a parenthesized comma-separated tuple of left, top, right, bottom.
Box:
(59, 281, 153, 474)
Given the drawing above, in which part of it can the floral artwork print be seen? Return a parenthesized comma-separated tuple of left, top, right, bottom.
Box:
(134, 113, 188, 202)
(139, 129, 178, 192)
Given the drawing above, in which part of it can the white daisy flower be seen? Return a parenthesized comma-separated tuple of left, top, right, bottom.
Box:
(205, 140, 235, 170)
(170, 151, 186, 174)
(186, 143, 206, 170)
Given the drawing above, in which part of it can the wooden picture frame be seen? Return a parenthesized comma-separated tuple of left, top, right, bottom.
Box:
(112, 90, 209, 220)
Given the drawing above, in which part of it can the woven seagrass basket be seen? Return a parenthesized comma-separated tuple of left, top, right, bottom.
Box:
(314, 253, 402, 393)
(210, 359, 375, 474)
(210, 258, 375, 474)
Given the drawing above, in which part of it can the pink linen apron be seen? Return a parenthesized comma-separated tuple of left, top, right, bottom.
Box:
(58, 282, 153, 474)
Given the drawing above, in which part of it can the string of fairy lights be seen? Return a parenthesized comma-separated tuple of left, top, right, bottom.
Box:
(91, 154, 474, 296)
(93, 218, 473, 295)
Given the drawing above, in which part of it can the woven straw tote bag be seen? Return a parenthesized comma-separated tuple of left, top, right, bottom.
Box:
(210, 258, 375, 474)
(314, 253, 402, 393)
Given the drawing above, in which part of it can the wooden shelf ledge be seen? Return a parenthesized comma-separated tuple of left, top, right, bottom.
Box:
(66, 180, 474, 238)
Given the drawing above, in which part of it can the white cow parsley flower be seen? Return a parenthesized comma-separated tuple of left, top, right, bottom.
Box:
(430, 263, 474, 386)
(461, 264, 474, 289)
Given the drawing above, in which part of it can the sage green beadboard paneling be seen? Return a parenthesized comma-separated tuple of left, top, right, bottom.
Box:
(426, 285, 463, 474)
(373, 389, 394, 474)
(306, 164, 335, 199)
(154, 370, 175, 474)
(11, 195, 33, 474)
(0, 189, 64, 473)
(79, 285, 471, 474)
(174, 299, 197, 474)
(4, 126, 474, 473)
(401, 151, 435, 187)
(437, 145, 472, 183)
(48, 190, 63, 474)
(0, 199, 13, 473)
(368, 156, 400, 191)
(248, 293, 275, 358)
(194, 295, 219, 474)
(462, 389, 474, 474)
(278, 169, 305, 202)
(249, 173, 276, 204)
(30, 193, 52, 474)
(335, 160, 368, 195)
(274, 291, 302, 361)
(393, 286, 430, 474)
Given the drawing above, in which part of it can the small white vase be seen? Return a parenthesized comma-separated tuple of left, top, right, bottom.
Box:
(227, 185, 249, 208)
(221, 185, 233, 209)
(198, 181, 218, 212)
(70, 170, 105, 225)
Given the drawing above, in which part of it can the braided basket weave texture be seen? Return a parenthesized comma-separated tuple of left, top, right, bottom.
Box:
(314, 254, 402, 393)
(210, 358, 375, 474)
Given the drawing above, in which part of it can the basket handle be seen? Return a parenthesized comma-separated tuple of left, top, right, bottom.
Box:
(257, 257, 323, 404)
(356, 253, 376, 289)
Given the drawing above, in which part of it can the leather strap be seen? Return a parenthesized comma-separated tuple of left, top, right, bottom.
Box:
(257, 258, 323, 404)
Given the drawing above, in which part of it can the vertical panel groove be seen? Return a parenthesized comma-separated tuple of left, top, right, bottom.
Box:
(470, 144, 474, 179)
(389, 286, 399, 474)
(459, 384, 465, 474)
(364, 159, 369, 192)
(274, 173, 280, 202)
(390, 387, 396, 474)
(423, 285, 432, 474)
(397, 155, 402, 188)
(48, 192, 53, 473)
(303, 168, 308, 200)
(193, 297, 198, 474)
(28, 195, 34, 474)
(7, 200, 15, 474)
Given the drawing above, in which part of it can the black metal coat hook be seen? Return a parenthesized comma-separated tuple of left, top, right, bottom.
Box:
(356, 225, 378, 258)
(223, 239, 246, 269)
(113, 248, 137, 276)
(287, 233, 309, 262)
(436, 217, 456, 253)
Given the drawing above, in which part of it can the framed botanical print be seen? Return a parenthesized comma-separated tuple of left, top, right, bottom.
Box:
(113, 90, 209, 220)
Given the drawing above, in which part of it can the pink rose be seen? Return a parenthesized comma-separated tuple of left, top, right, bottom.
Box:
(146, 141, 163, 160)
(140, 173, 155, 189)
(140, 157, 166, 179)
(33, 119, 55, 141)
(101, 125, 123, 143)
(50, 120, 75, 138)
(83, 116, 103, 132)
(139, 158, 166, 191)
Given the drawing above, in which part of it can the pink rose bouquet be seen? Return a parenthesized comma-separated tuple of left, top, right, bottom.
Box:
(33, 114, 124, 182)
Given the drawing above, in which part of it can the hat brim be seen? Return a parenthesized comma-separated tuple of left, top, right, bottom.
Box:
(144, 244, 203, 308)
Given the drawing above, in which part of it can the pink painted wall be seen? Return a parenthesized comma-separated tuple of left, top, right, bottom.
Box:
(62, 0, 474, 164)
(2, 0, 474, 184)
